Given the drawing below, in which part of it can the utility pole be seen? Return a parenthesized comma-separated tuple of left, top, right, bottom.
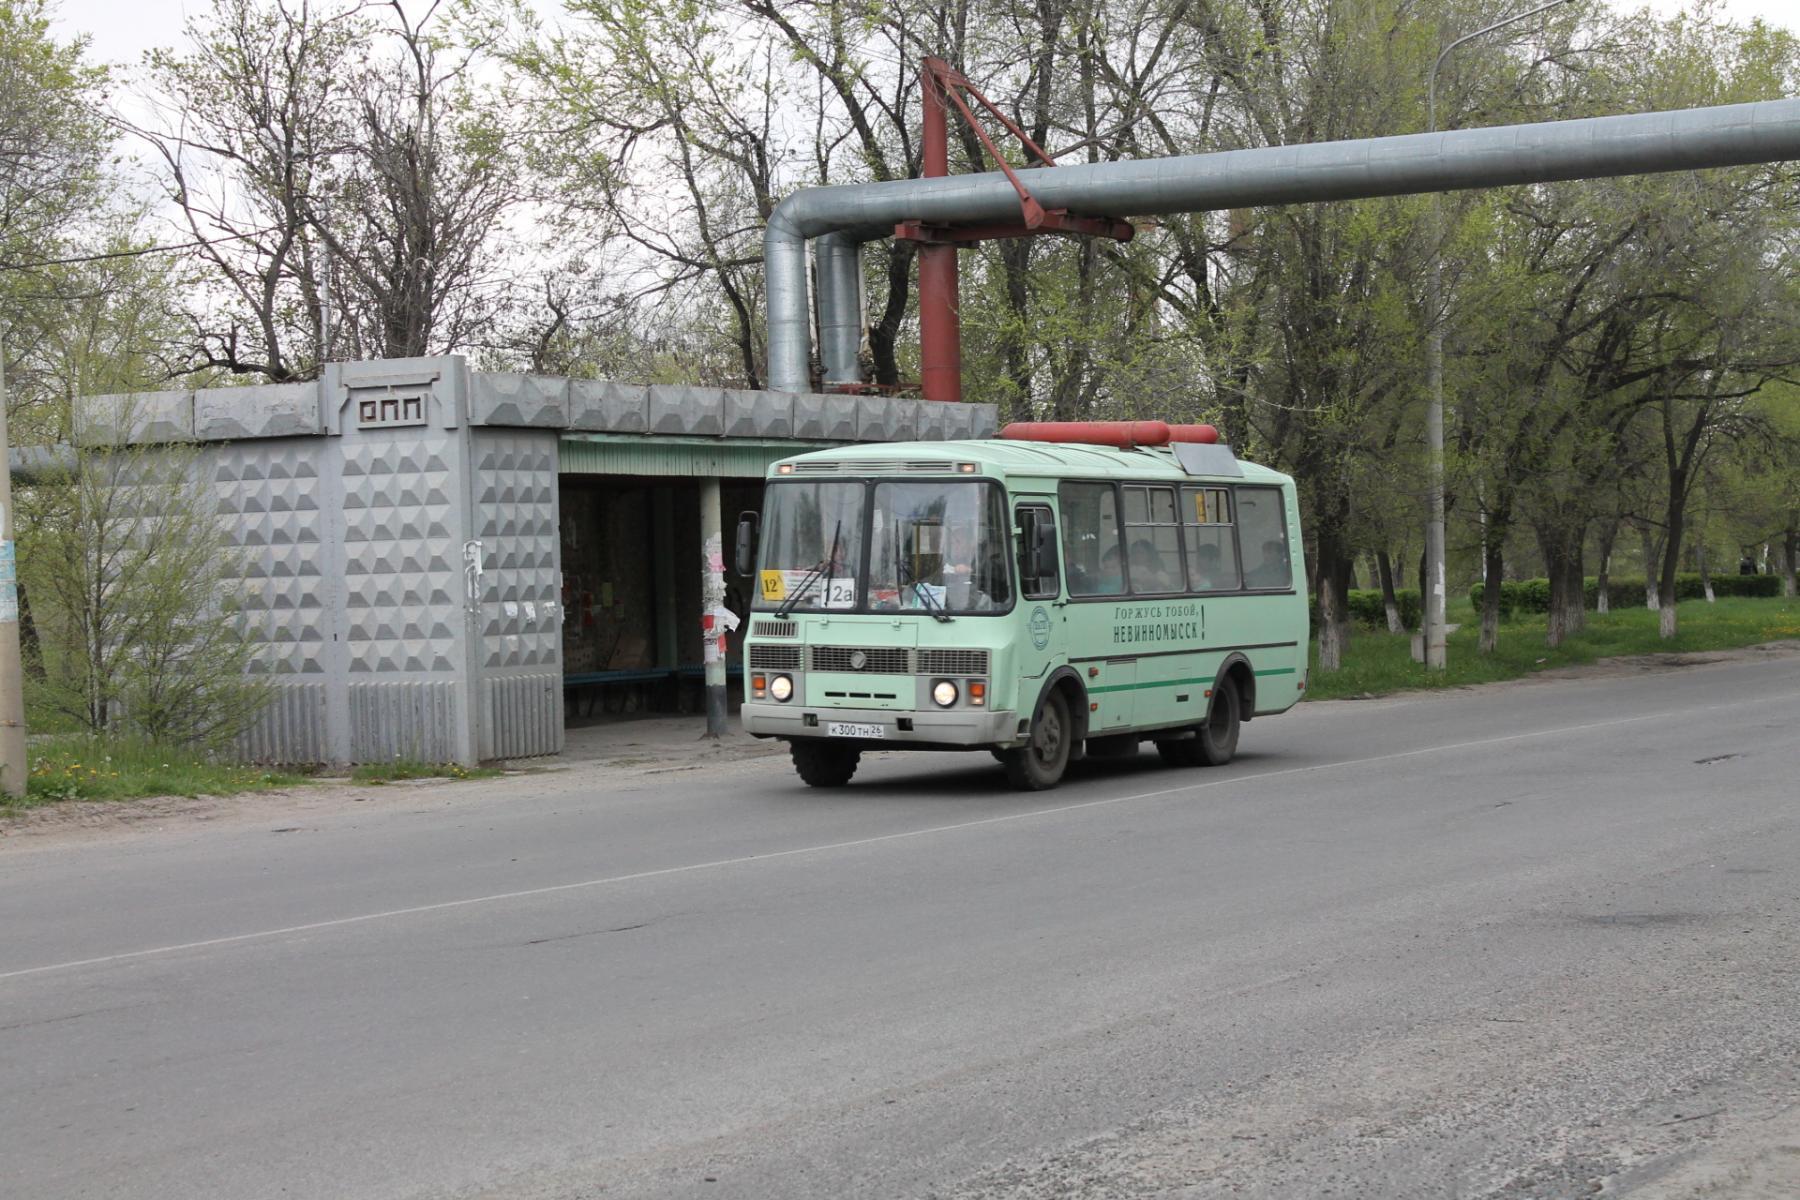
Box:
(1424, 0, 1573, 671)
(0, 326, 28, 799)
(699, 477, 729, 738)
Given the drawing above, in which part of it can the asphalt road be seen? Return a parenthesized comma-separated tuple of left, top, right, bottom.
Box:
(4, 650, 1800, 1200)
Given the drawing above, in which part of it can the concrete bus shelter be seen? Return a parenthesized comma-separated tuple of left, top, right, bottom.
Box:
(74, 356, 996, 766)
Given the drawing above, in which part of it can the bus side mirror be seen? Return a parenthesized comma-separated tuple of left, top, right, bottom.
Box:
(735, 512, 759, 577)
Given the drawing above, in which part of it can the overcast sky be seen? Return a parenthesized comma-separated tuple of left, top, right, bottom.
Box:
(48, 0, 1800, 72)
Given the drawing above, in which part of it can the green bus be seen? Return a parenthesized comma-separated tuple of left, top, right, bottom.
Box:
(735, 426, 1308, 790)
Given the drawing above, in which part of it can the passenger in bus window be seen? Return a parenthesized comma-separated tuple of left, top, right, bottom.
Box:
(1129, 539, 1176, 591)
(1191, 542, 1224, 590)
(1246, 538, 1290, 588)
(1098, 545, 1126, 594)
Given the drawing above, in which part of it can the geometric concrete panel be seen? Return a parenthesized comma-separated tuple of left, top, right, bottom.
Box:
(965, 403, 999, 438)
(236, 683, 330, 764)
(944, 403, 979, 440)
(648, 385, 725, 436)
(470, 372, 569, 428)
(76, 390, 196, 445)
(915, 401, 951, 441)
(471, 429, 562, 760)
(855, 396, 923, 443)
(722, 389, 795, 438)
(348, 680, 461, 763)
(195, 383, 324, 440)
(568, 380, 649, 433)
(479, 673, 563, 760)
(793, 393, 860, 441)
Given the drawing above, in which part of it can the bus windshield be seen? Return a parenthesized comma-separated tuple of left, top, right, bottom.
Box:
(868, 481, 1012, 614)
(754, 479, 1012, 614)
(755, 481, 865, 611)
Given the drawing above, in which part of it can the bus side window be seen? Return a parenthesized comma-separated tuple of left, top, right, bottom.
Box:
(1123, 485, 1182, 595)
(1058, 482, 1124, 597)
(1182, 486, 1240, 592)
(1237, 487, 1292, 590)
(1016, 505, 1061, 599)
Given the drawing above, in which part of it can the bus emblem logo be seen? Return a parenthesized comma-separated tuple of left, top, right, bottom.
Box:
(849, 650, 868, 670)
(1029, 606, 1052, 650)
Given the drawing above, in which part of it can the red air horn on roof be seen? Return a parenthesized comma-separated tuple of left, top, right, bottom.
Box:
(997, 420, 1219, 448)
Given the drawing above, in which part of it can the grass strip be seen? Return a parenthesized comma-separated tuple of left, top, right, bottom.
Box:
(14, 736, 309, 809)
(349, 760, 501, 785)
(1305, 595, 1800, 701)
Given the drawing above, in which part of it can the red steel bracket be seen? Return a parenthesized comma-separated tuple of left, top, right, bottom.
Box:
(914, 57, 1131, 241)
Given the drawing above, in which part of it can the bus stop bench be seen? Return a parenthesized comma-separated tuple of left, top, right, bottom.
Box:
(563, 664, 743, 717)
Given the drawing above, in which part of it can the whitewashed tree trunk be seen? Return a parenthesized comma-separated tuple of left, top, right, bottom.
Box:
(1641, 525, 1660, 611)
(1698, 543, 1715, 603)
(1660, 601, 1678, 639)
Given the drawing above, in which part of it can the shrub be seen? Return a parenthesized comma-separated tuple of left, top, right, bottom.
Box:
(1310, 588, 1422, 630)
(19, 431, 272, 749)
(1471, 572, 1782, 616)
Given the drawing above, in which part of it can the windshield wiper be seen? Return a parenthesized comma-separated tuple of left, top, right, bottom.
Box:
(776, 519, 842, 619)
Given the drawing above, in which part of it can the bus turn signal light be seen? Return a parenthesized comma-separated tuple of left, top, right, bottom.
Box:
(969, 680, 986, 707)
(751, 673, 767, 698)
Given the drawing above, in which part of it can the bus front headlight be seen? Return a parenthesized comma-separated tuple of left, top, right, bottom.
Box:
(932, 679, 959, 708)
(770, 674, 794, 702)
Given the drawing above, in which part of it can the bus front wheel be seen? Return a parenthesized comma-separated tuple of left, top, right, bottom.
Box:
(791, 740, 861, 787)
(1002, 689, 1072, 791)
(1158, 678, 1240, 768)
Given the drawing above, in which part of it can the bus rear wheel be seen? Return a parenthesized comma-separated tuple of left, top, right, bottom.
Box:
(791, 740, 860, 787)
(1157, 678, 1240, 767)
(1002, 689, 1072, 791)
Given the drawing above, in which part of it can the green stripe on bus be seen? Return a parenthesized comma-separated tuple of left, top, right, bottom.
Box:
(1088, 676, 1210, 694)
(1089, 666, 1297, 694)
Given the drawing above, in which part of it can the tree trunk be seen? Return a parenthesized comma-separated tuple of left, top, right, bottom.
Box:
(1563, 546, 1586, 636)
(1594, 520, 1618, 615)
(1376, 550, 1403, 634)
(1640, 523, 1661, 611)
(1783, 527, 1798, 598)
(1657, 476, 1687, 640)
(1314, 527, 1355, 672)
(1698, 542, 1715, 603)
(1539, 523, 1586, 648)
(1480, 535, 1504, 654)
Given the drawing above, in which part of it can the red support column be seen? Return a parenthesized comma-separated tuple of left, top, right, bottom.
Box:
(918, 59, 961, 403)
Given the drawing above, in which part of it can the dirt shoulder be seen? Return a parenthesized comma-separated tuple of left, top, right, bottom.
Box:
(0, 729, 789, 849)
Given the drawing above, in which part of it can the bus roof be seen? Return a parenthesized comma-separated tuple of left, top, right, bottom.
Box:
(766, 438, 1292, 487)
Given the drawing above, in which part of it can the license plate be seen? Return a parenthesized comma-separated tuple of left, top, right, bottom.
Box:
(827, 722, 885, 739)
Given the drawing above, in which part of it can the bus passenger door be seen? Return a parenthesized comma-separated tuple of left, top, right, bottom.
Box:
(1014, 502, 1065, 721)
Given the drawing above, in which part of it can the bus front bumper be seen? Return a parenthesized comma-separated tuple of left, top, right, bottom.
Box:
(741, 702, 1021, 748)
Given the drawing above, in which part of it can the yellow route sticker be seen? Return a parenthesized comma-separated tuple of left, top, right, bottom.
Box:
(759, 570, 787, 601)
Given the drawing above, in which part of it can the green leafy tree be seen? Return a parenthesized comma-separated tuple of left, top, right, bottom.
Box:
(20, 417, 270, 748)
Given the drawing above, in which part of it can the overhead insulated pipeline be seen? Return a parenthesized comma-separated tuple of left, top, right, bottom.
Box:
(766, 97, 1800, 395)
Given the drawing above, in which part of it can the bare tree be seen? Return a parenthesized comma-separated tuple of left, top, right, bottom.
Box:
(129, 0, 528, 380)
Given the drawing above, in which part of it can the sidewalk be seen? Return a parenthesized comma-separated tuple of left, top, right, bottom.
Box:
(541, 711, 789, 771)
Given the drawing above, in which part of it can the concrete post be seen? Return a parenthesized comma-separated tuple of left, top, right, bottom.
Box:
(0, 329, 27, 798)
(699, 476, 728, 737)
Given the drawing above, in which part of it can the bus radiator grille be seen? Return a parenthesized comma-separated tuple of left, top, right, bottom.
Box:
(751, 619, 798, 638)
(811, 646, 912, 673)
(916, 649, 991, 676)
(749, 645, 803, 670)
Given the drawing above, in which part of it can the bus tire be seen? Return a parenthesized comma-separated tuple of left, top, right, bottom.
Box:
(1002, 688, 1072, 791)
(1195, 677, 1241, 766)
(791, 740, 860, 787)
